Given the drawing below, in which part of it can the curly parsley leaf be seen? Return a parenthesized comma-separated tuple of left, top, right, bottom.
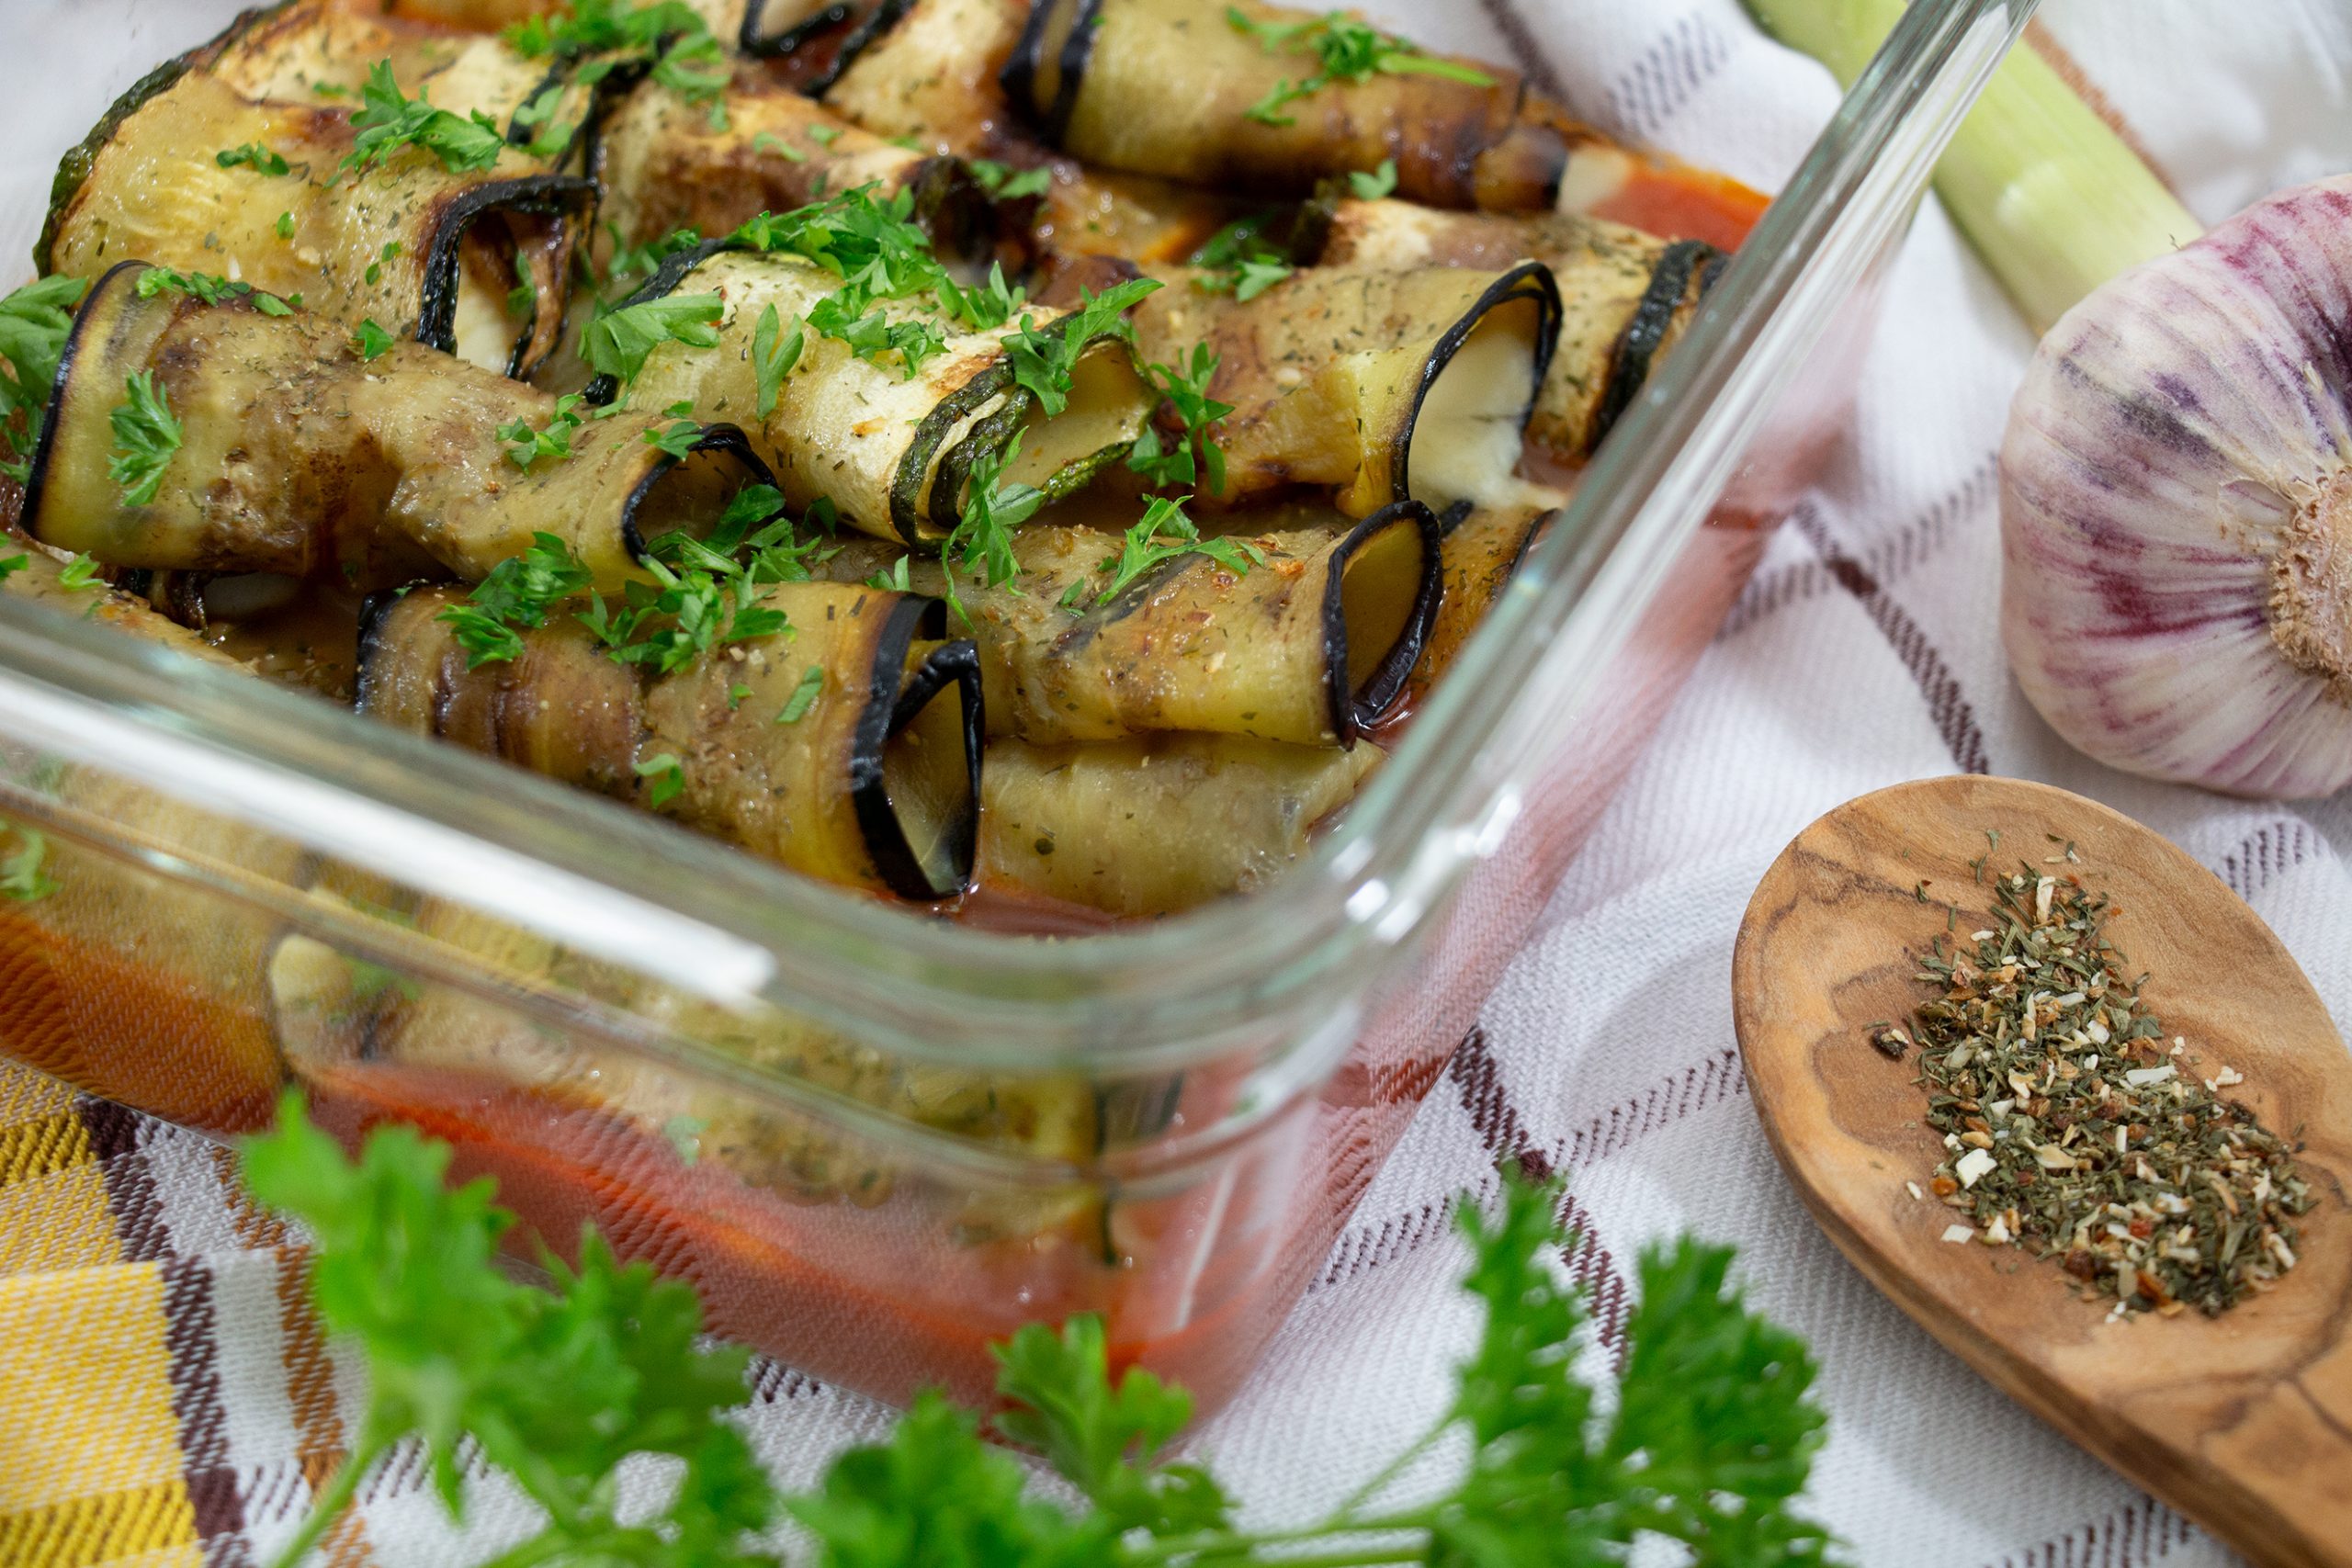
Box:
(1227, 6, 1495, 126)
(435, 531, 594, 668)
(0, 276, 89, 481)
(344, 60, 505, 177)
(1348, 156, 1399, 199)
(1001, 278, 1159, 418)
(1126, 343, 1232, 496)
(584, 293, 725, 389)
(107, 371, 183, 506)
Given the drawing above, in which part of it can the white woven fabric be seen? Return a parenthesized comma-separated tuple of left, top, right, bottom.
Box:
(8, 3, 2352, 1565)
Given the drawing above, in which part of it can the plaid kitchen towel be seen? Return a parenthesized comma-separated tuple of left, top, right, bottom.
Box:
(6, 1, 2352, 1566)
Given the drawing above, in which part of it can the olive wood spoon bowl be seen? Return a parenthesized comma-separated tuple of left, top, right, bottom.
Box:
(1733, 775, 2352, 1568)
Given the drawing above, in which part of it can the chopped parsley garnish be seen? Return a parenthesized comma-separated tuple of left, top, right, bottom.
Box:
(806, 124, 841, 147)
(57, 553, 104, 592)
(0, 276, 90, 482)
(1191, 213, 1294, 300)
(1226, 6, 1495, 126)
(136, 266, 294, 316)
(935, 260, 1025, 333)
(107, 372, 182, 507)
(750, 302, 800, 418)
(1069, 497, 1264, 608)
(511, 83, 580, 160)
(276, 210, 296, 240)
(240, 1103, 1833, 1568)
(1126, 343, 1232, 496)
(504, 1, 728, 117)
(582, 293, 725, 389)
(603, 224, 704, 298)
(496, 392, 587, 470)
(643, 414, 703, 460)
(865, 555, 913, 592)
(1349, 156, 1399, 199)
(343, 61, 506, 177)
(353, 319, 396, 361)
(506, 249, 539, 321)
(580, 486, 808, 674)
(0, 822, 58, 902)
(728, 186, 989, 376)
(1001, 278, 1159, 417)
(969, 158, 1054, 200)
(940, 434, 1045, 626)
(631, 751, 685, 807)
(749, 130, 807, 163)
(775, 664, 823, 725)
(215, 141, 291, 175)
(0, 555, 23, 584)
(363, 240, 403, 287)
(435, 532, 594, 668)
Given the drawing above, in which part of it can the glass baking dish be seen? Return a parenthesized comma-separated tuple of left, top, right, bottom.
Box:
(0, 0, 2028, 1415)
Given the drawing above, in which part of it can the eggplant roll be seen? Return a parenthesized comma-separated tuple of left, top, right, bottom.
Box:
(823, 502, 1439, 746)
(979, 732, 1378, 915)
(1409, 498, 1556, 700)
(28, 265, 769, 591)
(820, 0, 1240, 265)
(1003, 0, 1566, 210)
(605, 247, 1149, 546)
(1133, 261, 1559, 516)
(357, 581, 980, 899)
(1308, 199, 1721, 461)
(594, 78, 985, 256)
(208, 2, 584, 136)
(40, 68, 590, 377)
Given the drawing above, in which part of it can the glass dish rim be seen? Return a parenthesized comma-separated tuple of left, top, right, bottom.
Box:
(0, 0, 2029, 1073)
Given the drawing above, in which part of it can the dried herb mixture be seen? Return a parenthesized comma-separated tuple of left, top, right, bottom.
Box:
(1877, 841, 2311, 1316)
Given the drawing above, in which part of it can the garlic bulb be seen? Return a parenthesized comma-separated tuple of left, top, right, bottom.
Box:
(2001, 175, 2352, 798)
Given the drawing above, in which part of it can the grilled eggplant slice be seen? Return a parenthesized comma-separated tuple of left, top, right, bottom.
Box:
(595, 79, 986, 256)
(1004, 0, 1566, 209)
(820, 0, 1239, 265)
(1307, 199, 1721, 462)
(27, 264, 770, 591)
(1408, 498, 1557, 701)
(356, 581, 982, 899)
(820, 502, 1440, 746)
(1132, 261, 1559, 515)
(600, 246, 1150, 546)
(40, 69, 592, 377)
(978, 732, 1379, 915)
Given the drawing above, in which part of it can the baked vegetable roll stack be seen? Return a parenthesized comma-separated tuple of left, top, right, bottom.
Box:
(979, 732, 1379, 915)
(823, 502, 1440, 746)
(1409, 498, 1557, 699)
(594, 80, 985, 256)
(1005, 0, 1566, 209)
(1308, 199, 1722, 461)
(40, 64, 592, 376)
(1133, 261, 1559, 516)
(820, 0, 1242, 265)
(603, 246, 1151, 545)
(26, 264, 771, 591)
(356, 580, 982, 899)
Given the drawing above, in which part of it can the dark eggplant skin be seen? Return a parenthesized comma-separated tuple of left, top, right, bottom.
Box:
(1394, 262, 1562, 504)
(1589, 238, 1721, 453)
(1001, 0, 1104, 147)
(1323, 499, 1443, 739)
(851, 596, 985, 900)
(414, 174, 599, 376)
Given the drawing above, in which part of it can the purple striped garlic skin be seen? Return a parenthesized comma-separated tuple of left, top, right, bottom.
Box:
(2001, 175, 2352, 798)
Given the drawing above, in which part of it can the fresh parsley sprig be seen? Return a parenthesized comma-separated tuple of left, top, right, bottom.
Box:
(242, 1101, 1832, 1568)
(939, 434, 1046, 627)
(505, 0, 730, 126)
(1001, 277, 1160, 418)
(343, 61, 506, 177)
(0, 276, 90, 482)
(435, 531, 595, 668)
(1226, 6, 1496, 127)
(580, 486, 808, 674)
(1190, 214, 1293, 301)
(1068, 497, 1264, 609)
(584, 293, 726, 389)
(1127, 344, 1232, 497)
(107, 371, 183, 507)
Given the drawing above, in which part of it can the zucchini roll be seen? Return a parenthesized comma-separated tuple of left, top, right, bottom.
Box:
(594, 80, 985, 256)
(604, 247, 1150, 546)
(1409, 498, 1556, 699)
(1003, 0, 1566, 210)
(26, 264, 770, 592)
(40, 66, 591, 377)
(356, 581, 982, 899)
(1307, 199, 1721, 461)
(822, 503, 1440, 746)
(978, 733, 1379, 915)
(1133, 262, 1560, 516)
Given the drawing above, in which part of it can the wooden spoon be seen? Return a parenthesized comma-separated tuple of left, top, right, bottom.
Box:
(1733, 775, 2352, 1568)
